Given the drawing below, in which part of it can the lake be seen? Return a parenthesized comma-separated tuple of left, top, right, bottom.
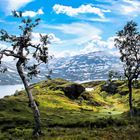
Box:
(0, 84, 24, 98)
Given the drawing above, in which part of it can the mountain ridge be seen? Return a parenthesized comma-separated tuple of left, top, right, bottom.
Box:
(0, 51, 122, 85)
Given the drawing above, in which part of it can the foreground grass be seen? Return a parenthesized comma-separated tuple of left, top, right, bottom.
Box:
(1, 125, 140, 140)
(0, 79, 140, 140)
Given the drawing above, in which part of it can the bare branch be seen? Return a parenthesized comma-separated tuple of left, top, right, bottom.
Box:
(0, 49, 26, 59)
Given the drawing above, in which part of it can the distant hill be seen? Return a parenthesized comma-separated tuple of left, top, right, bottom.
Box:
(0, 51, 123, 85)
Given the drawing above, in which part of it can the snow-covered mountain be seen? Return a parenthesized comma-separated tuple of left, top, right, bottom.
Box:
(50, 51, 122, 81)
(0, 51, 122, 85)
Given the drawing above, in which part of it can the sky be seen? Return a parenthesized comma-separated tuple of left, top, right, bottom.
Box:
(0, 0, 140, 58)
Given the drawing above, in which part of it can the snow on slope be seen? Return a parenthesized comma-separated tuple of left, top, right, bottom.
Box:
(0, 51, 123, 85)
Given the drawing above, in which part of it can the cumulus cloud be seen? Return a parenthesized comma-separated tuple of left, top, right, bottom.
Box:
(22, 9, 44, 17)
(62, 36, 118, 57)
(52, 35, 119, 58)
(80, 36, 116, 55)
(53, 4, 110, 19)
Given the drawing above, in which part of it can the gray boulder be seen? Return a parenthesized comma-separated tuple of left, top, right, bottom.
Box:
(63, 84, 85, 99)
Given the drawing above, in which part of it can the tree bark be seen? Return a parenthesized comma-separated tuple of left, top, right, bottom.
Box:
(128, 80, 134, 116)
(16, 59, 42, 136)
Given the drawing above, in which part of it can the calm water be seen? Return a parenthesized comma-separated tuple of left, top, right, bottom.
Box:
(0, 84, 24, 98)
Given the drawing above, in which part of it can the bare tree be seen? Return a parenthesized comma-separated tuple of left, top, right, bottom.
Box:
(0, 11, 50, 136)
(115, 21, 140, 116)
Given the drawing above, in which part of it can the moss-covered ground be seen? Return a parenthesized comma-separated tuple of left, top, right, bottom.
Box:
(0, 79, 140, 140)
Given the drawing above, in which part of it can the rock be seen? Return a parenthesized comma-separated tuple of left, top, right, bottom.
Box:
(63, 83, 85, 99)
(101, 82, 118, 94)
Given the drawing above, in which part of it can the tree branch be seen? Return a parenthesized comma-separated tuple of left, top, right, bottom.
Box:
(0, 49, 26, 59)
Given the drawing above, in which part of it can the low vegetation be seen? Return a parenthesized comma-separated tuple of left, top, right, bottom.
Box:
(0, 78, 140, 140)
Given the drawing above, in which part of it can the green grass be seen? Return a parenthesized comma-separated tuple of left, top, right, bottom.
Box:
(0, 79, 140, 140)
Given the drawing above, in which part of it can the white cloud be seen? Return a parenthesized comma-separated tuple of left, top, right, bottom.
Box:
(22, 9, 44, 17)
(53, 4, 110, 19)
(42, 22, 119, 58)
(52, 36, 119, 58)
(50, 22, 102, 35)
(31, 32, 62, 45)
(97, 0, 140, 17)
(58, 36, 117, 59)
(79, 36, 119, 56)
(107, 36, 116, 49)
(48, 33, 62, 44)
(43, 22, 104, 57)
(80, 42, 101, 54)
(80, 17, 110, 22)
(46, 22, 102, 46)
(4, 0, 34, 13)
(121, 0, 140, 16)
(47, 22, 102, 50)
(44, 22, 105, 55)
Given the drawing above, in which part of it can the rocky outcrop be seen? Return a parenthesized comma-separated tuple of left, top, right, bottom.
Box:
(101, 82, 118, 94)
(63, 83, 85, 99)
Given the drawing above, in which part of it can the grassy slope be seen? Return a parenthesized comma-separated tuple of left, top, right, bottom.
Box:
(0, 79, 140, 140)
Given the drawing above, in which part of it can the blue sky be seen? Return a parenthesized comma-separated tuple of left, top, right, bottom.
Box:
(0, 0, 140, 57)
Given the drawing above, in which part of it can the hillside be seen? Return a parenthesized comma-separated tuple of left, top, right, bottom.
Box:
(0, 79, 140, 140)
(0, 51, 122, 85)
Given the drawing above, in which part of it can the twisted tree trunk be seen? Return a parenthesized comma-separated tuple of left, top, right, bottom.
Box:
(16, 59, 42, 136)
